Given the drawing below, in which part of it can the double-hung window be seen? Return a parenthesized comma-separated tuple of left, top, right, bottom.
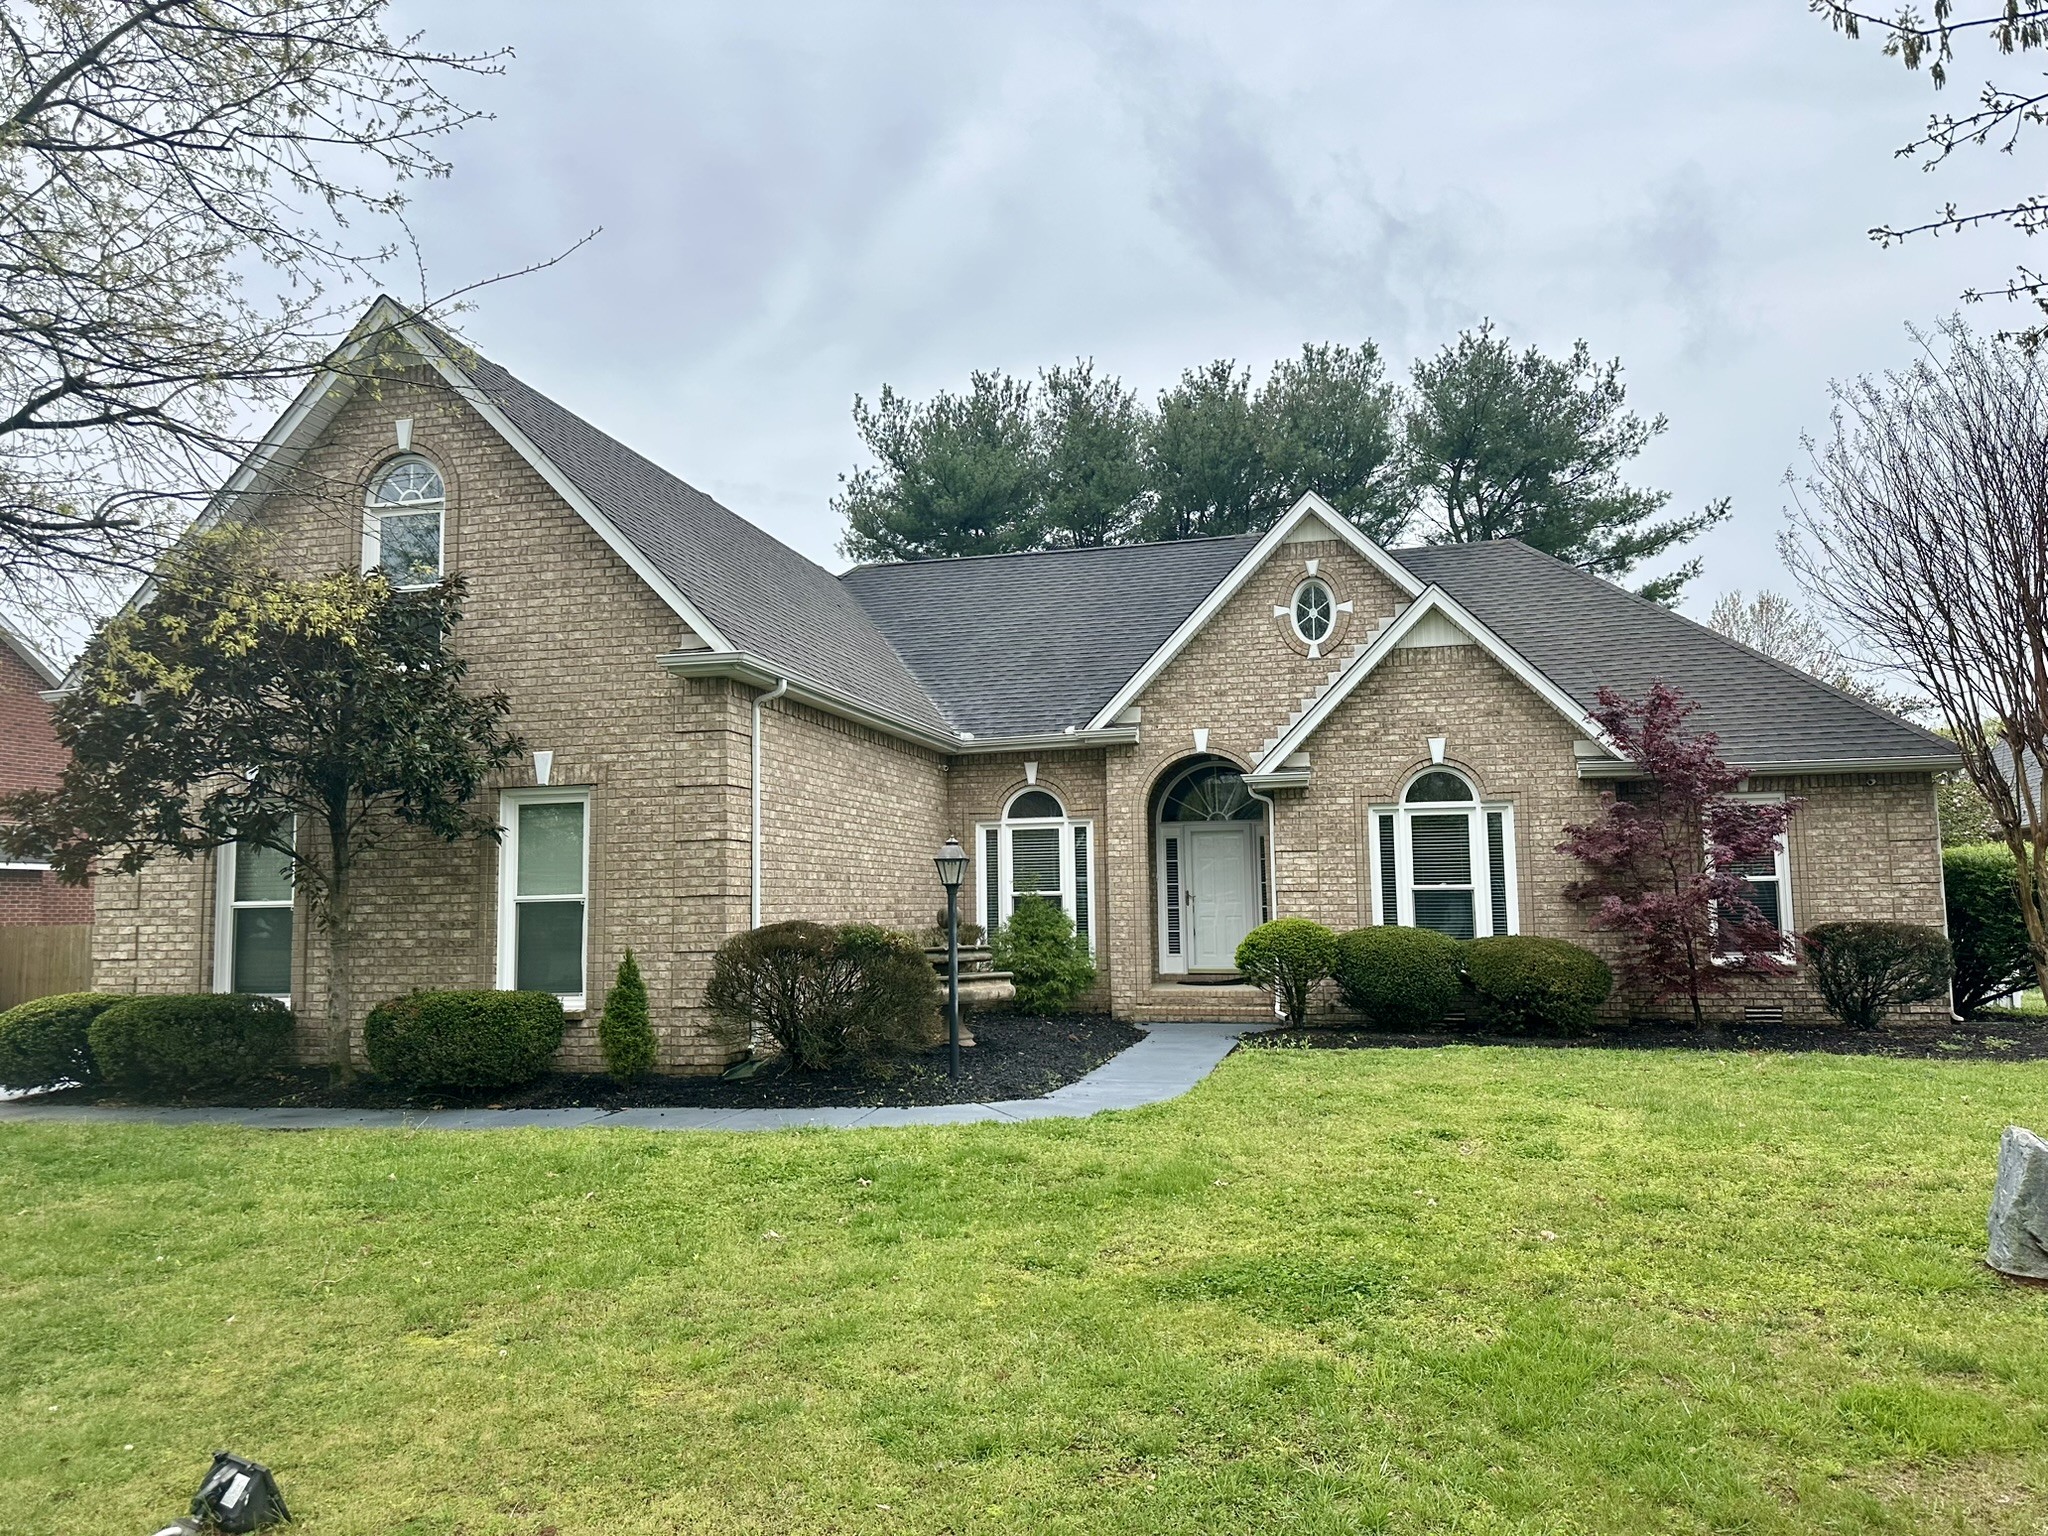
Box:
(363, 456, 445, 587)
(214, 833, 294, 999)
(976, 788, 1094, 950)
(498, 791, 590, 1009)
(1369, 769, 1517, 939)
(1718, 795, 1792, 953)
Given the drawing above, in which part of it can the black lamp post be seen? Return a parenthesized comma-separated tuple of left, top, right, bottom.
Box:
(933, 836, 968, 1078)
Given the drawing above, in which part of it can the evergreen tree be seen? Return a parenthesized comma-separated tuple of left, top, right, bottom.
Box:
(1406, 324, 1728, 603)
(1255, 342, 1412, 544)
(1140, 360, 1269, 541)
(599, 949, 656, 1082)
(1037, 361, 1147, 547)
(835, 373, 1042, 562)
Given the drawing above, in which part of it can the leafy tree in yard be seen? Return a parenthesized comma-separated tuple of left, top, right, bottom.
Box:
(1786, 320, 2048, 1002)
(1037, 361, 1148, 548)
(0, 530, 522, 1077)
(1559, 684, 1799, 1028)
(835, 374, 1042, 562)
(1407, 324, 1729, 603)
(0, 0, 515, 644)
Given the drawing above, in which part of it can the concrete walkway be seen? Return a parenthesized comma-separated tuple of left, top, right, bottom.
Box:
(0, 1020, 1259, 1133)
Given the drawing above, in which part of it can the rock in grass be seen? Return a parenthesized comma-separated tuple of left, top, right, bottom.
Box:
(1989, 1126, 2048, 1280)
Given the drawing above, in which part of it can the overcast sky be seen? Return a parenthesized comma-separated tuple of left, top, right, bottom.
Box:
(394, 0, 2036, 617)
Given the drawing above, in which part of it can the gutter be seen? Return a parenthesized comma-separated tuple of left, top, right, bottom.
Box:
(657, 649, 1140, 758)
(750, 674, 788, 930)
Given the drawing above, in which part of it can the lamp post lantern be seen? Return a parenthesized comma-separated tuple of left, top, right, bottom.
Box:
(933, 836, 968, 1078)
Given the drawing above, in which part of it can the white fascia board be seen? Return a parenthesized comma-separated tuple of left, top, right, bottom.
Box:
(396, 321, 734, 654)
(1082, 493, 1427, 731)
(1250, 585, 1626, 777)
(950, 727, 1140, 756)
(659, 650, 960, 753)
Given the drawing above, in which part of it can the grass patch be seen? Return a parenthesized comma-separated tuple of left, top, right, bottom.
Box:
(3, 1047, 2046, 1533)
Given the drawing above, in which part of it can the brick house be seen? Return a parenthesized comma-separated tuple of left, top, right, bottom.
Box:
(93, 300, 1960, 1069)
(0, 618, 90, 927)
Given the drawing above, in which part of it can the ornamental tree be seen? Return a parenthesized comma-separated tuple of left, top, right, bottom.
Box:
(1558, 684, 1799, 1028)
(0, 529, 522, 1077)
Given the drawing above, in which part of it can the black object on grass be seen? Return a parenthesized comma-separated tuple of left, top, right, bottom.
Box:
(188, 1451, 291, 1531)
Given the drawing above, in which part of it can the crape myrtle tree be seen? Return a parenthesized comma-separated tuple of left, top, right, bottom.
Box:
(0, 1, 525, 646)
(0, 530, 522, 1077)
(1559, 684, 1799, 1028)
(1786, 318, 2048, 998)
(1815, 2, 2048, 341)
(1405, 325, 1729, 603)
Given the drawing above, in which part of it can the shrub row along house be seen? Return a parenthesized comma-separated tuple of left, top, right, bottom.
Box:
(85, 299, 1960, 1071)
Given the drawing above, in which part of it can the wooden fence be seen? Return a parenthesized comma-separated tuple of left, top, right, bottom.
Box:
(0, 925, 92, 1012)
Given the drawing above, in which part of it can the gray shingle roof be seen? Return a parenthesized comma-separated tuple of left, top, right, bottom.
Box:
(838, 537, 1261, 737)
(1390, 540, 1957, 770)
(1992, 738, 2043, 804)
(457, 352, 953, 737)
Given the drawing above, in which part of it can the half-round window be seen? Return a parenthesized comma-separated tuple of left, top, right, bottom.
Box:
(1006, 788, 1064, 820)
(1405, 769, 1476, 804)
(1160, 763, 1263, 823)
(1291, 577, 1334, 644)
(364, 455, 445, 587)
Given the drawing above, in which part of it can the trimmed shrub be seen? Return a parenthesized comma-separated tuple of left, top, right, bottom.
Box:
(1465, 936, 1614, 1035)
(992, 896, 1097, 1015)
(0, 992, 125, 1090)
(1801, 921, 1954, 1030)
(364, 989, 565, 1090)
(1235, 918, 1339, 1029)
(598, 949, 657, 1082)
(705, 920, 941, 1070)
(1333, 927, 1465, 1030)
(88, 993, 296, 1092)
(1945, 842, 2037, 1015)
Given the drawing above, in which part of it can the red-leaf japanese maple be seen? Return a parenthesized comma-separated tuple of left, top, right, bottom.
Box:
(1559, 684, 1799, 1027)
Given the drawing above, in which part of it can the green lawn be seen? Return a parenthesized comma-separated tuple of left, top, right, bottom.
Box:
(4, 1047, 2046, 1536)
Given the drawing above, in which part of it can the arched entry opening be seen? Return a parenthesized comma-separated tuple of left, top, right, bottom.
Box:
(1153, 758, 1270, 975)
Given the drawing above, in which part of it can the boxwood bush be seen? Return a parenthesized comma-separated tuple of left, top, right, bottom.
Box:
(364, 989, 566, 1090)
(991, 896, 1096, 1015)
(1333, 927, 1465, 1030)
(1801, 921, 1954, 1030)
(1465, 936, 1614, 1035)
(1944, 842, 2036, 1016)
(87, 993, 296, 1092)
(706, 920, 941, 1070)
(0, 992, 126, 1090)
(1235, 918, 1339, 1028)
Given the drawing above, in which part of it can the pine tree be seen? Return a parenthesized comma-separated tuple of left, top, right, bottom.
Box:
(599, 949, 656, 1082)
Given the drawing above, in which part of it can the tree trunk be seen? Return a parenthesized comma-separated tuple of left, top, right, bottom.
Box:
(325, 820, 355, 1084)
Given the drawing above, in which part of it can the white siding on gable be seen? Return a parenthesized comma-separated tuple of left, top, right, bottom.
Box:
(1281, 511, 1348, 545)
(1395, 609, 1475, 649)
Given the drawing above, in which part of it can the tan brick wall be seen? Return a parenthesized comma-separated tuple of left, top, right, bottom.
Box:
(97, 367, 815, 1073)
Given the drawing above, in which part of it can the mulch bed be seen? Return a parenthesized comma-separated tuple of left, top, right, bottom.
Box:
(1244, 1012, 2048, 1062)
(25, 1013, 1145, 1112)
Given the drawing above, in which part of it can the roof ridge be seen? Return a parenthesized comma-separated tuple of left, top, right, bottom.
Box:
(842, 530, 1264, 575)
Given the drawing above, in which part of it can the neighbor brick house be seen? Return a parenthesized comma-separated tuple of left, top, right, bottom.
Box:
(90, 299, 1960, 1068)
(0, 618, 89, 927)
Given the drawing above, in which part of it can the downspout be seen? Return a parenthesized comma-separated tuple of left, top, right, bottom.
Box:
(1243, 783, 1284, 1018)
(751, 676, 788, 929)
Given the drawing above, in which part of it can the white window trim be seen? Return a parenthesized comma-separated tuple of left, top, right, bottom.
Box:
(975, 796, 1094, 953)
(497, 787, 592, 1010)
(1368, 779, 1518, 937)
(1713, 793, 1793, 962)
(212, 834, 295, 1001)
(362, 456, 447, 590)
(1289, 575, 1336, 647)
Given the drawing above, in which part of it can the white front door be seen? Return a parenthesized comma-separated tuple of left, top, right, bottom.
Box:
(1186, 826, 1255, 970)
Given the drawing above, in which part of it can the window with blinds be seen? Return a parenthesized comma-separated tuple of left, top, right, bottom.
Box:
(1371, 774, 1516, 938)
(981, 789, 1095, 951)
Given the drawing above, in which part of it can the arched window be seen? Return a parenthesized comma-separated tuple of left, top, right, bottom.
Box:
(1369, 766, 1517, 939)
(1160, 763, 1264, 823)
(976, 786, 1094, 950)
(363, 455, 445, 587)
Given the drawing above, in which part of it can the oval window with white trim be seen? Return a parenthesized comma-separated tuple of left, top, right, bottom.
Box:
(1291, 577, 1335, 644)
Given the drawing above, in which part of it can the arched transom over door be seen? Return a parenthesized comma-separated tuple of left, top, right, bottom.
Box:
(1156, 762, 1270, 975)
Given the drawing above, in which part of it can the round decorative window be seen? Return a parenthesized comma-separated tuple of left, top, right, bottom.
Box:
(1291, 577, 1335, 644)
